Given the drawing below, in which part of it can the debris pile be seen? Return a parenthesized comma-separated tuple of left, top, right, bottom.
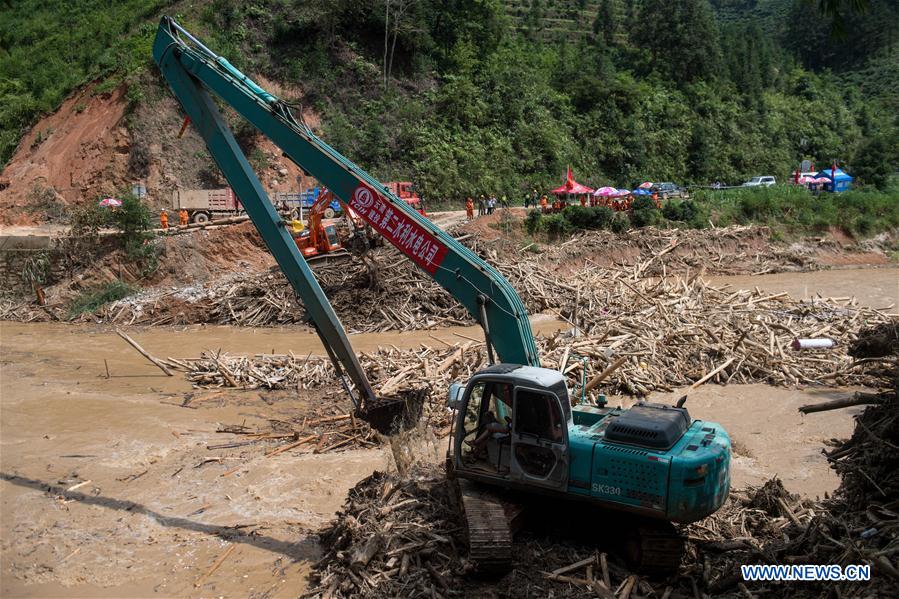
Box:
(308, 321, 899, 597)
(163, 270, 893, 399)
(510, 224, 821, 277)
(4, 224, 876, 328)
(308, 462, 896, 598)
(310, 467, 462, 598)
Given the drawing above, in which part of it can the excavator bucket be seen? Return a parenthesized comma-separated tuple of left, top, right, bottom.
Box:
(360, 388, 427, 435)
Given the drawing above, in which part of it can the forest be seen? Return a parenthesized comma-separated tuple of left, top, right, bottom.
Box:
(1, 0, 897, 199)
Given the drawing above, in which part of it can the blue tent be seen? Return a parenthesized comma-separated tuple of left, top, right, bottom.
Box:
(814, 168, 853, 193)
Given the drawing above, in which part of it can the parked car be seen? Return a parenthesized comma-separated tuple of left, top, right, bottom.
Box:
(652, 182, 689, 199)
(742, 176, 776, 187)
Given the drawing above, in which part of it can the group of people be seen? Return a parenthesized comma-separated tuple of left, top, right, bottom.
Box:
(465, 194, 509, 220)
(159, 208, 190, 229)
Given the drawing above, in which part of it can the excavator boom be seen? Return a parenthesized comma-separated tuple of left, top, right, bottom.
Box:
(152, 18, 538, 371)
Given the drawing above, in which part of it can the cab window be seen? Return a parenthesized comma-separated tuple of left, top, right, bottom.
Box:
(514, 389, 564, 442)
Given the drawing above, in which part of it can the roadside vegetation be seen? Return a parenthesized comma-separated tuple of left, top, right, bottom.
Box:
(63, 194, 159, 275)
(67, 280, 138, 318)
(525, 184, 899, 240)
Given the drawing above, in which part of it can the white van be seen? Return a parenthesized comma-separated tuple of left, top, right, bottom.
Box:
(742, 176, 776, 187)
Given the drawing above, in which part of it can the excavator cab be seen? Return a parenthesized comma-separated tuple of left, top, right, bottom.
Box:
(449, 365, 570, 492)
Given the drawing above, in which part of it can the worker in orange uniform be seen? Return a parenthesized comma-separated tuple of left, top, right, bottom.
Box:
(580, 195, 587, 207)
(179, 208, 189, 226)
(160, 209, 169, 230)
(465, 197, 474, 221)
(539, 195, 548, 213)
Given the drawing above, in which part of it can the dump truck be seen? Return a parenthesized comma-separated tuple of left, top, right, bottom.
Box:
(172, 188, 243, 223)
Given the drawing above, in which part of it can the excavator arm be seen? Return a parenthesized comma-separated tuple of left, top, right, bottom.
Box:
(152, 17, 539, 412)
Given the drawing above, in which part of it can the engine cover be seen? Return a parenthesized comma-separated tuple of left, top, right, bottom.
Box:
(604, 404, 690, 450)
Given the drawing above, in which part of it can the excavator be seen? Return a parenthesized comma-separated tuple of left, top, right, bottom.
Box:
(290, 188, 344, 260)
(153, 18, 731, 574)
(291, 187, 382, 261)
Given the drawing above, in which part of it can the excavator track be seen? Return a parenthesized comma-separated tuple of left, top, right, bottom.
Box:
(458, 481, 515, 573)
(623, 521, 686, 578)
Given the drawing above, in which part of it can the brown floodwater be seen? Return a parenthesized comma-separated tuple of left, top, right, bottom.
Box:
(1, 266, 886, 596)
(708, 267, 898, 310)
(0, 317, 560, 597)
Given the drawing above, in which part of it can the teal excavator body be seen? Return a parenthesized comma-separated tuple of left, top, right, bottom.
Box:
(152, 18, 730, 562)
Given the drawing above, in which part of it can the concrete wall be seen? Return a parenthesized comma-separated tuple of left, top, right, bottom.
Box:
(0, 235, 66, 294)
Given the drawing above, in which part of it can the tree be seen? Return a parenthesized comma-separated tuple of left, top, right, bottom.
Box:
(382, 0, 420, 90)
(634, 0, 722, 84)
(598, 0, 617, 46)
(852, 127, 899, 189)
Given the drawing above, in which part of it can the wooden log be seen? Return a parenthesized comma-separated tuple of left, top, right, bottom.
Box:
(585, 356, 628, 393)
(798, 392, 883, 414)
(115, 329, 173, 376)
(194, 544, 235, 587)
(265, 434, 317, 458)
(551, 555, 595, 576)
(690, 357, 735, 389)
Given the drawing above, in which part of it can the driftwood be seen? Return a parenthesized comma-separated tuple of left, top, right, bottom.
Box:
(115, 328, 173, 376)
(798, 392, 884, 414)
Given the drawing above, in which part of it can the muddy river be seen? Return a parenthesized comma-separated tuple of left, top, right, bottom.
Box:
(709, 266, 898, 309)
(1, 267, 890, 596)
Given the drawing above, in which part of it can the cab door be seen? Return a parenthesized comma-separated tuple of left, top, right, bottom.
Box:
(509, 386, 568, 490)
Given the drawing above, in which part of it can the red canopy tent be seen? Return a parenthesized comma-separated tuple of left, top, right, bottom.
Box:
(551, 167, 594, 195)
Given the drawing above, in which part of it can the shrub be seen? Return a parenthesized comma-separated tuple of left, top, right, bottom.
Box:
(610, 212, 630, 233)
(541, 214, 572, 239)
(68, 280, 137, 317)
(631, 196, 657, 211)
(662, 200, 704, 228)
(561, 205, 593, 229)
(524, 209, 543, 235)
(589, 206, 615, 229)
(111, 196, 157, 274)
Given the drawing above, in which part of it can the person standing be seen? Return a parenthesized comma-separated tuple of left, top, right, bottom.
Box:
(160, 209, 169, 230)
(466, 197, 474, 221)
(179, 208, 189, 226)
(478, 195, 486, 217)
(540, 195, 548, 213)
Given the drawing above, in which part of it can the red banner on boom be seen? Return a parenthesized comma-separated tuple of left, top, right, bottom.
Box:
(348, 183, 448, 275)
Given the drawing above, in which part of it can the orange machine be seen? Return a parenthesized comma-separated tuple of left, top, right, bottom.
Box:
(292, 189, 343, 259)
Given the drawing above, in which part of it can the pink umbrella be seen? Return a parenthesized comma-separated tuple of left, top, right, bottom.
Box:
(99, 198, 122, 208)
(613, 188, 631, 196)
(814, 177, 831, 184)
(638, 181, 653, 189)
(593, 186, 618, 196)
(798, 176, 815, 184)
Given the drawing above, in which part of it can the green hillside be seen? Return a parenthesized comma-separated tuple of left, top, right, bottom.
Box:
(1, 0, 897, 197)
